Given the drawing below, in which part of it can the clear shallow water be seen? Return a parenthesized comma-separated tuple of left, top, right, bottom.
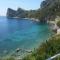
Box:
(0, 17, 53, 56)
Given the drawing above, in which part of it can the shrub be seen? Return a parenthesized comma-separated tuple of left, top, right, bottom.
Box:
(57, 20, 60, 27)
(22, 35, 60, 60)
(6, 57, 15, 60)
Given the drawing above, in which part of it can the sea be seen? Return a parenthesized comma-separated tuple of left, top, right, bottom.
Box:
(0, 16, 53, 57)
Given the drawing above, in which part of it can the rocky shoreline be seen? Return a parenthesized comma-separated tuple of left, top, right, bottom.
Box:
(47, 16, 60, 34)
(7, 17, 40, 22)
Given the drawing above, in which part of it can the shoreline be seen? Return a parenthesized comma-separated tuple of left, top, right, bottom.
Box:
(7, 17, 40, 22)
(23, 18, 40, 22)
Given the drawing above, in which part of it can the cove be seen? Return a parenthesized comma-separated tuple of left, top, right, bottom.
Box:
(0, 16, 53, 56)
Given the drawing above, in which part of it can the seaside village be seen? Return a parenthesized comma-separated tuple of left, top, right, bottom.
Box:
(47, 16, 60, 34)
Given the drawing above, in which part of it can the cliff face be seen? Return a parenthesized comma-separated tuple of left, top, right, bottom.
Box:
(16, 8, 27, 18)
(7, 8, 16, 18)
(7, 8, 26, 18)
(6, 0, 60, 22)
(6, 8, 37, 18)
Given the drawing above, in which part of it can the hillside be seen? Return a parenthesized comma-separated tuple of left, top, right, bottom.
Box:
(6, 0, 60, 23)
(3, 34, 60, 60)
(23, 34, 60, 60)
(5, 0, 60, 60)
(7, 8, 38, 19)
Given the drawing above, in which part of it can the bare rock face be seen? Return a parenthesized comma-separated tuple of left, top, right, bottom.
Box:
(6, 8, 28, 18)
(7, 8, 16, 18)
(6, 0, 60, 23)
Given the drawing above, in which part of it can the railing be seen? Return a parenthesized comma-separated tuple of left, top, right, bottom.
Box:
(46, 53, 60, 60)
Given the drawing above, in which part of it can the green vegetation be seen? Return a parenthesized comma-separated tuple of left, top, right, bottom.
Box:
(57, 20, 60, 27)
(7, 0, 60, 23)
(1, 34, 60, 60)
(6, 57, 15, 60)
(1, 57, 15, 60)
(6, 0, 60, 60)
(23, 34, 60, 60)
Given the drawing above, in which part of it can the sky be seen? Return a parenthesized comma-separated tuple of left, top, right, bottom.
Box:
(0, 0, 43, 16)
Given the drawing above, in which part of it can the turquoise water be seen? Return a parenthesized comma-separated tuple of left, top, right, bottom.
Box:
(0, 17, 53, 56)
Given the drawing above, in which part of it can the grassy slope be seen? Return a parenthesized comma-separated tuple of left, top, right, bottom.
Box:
(23, 34, 60, 60)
